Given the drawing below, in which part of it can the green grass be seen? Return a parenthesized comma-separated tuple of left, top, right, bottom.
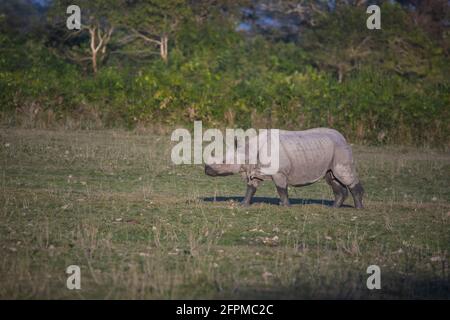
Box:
(0, 129, 449, 299)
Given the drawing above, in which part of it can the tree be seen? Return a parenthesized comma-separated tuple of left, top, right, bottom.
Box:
(116, 0, 191, 63)
(48, 0, 121, 74)
(299, 2, 448, 82)
(0, 0, 45, 37)
(407, 0, 450, 55)
(301, 5, 374, 82)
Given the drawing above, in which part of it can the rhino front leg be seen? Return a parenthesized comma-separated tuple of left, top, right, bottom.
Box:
(241, 185, 257, 207)
(349, 182, 364, 209)
(325, 171, 348, 208)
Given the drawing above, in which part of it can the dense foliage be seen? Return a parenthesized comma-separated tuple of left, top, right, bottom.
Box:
(0, 0, 449, 146)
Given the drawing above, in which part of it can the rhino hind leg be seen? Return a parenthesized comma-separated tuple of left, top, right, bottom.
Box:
(349, 182, 364, 209)
(325, 171, 348, 208)
(272, 174, 291, 207)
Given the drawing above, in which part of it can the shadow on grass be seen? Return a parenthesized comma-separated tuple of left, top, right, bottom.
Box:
(202, 196, 353, 208)
(211, 276, 450, 299)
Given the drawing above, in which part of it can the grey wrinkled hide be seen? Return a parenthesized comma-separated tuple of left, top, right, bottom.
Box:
(205, 128, 364, 208)
(273, 128, 359, 187)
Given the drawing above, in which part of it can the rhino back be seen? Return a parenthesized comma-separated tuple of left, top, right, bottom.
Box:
(279, 129, 338, 186)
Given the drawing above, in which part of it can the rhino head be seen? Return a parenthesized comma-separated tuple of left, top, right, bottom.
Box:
(204, 163, 240, 176)
(204, 138, 244, 177)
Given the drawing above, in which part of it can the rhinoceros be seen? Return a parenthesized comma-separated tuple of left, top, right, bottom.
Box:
(204, 128, 364, 209)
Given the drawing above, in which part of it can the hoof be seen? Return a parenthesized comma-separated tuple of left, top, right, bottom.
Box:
(331, 199, 344, 209)
(240, 201, 251, 207)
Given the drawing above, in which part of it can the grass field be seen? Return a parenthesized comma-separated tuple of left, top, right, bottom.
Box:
(0, 129, 449, 299)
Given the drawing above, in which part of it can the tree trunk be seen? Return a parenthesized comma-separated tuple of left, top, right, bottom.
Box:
(337, 65, 344, 83)
(92, 50, 98, 74)
(160, 34, 168, 63)
(88, 25, 114, 74)
(89, 26, 98, 74)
